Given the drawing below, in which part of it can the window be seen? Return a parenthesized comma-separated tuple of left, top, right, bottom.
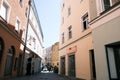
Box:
(57, 62, 59, 66)
(62, 33, 64, 44)
(25, 7, 28, 17)
(82, 13, 89, 30)
(62, 3, 65, 10)
(111, 0, 120, 5)
(28, 35, 32, 45)
(22, 29, 25, 41)
(103, 0, 111, 10)
(63, 3, 64, 8)
(15, 18, 21, 33)
(80, 0, 83, 3)
(102, 0, 120, 11)
(68, 25, 72, 39)
(68, 7, 71, 16)
(106, 45, 120, 80)
(19, 0, 23, 7)
(33, 37, 36, 49)
(0, 0, 10, 22)
(62, 17, 64, 24)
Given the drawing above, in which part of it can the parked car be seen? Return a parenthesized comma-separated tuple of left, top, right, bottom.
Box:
(42, 66, 48, 71)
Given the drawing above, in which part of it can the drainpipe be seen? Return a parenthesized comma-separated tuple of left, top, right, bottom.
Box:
(22, 0, 31, 75)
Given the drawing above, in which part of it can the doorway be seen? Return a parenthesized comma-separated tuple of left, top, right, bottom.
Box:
(17, 54, 22, 76)
(68, 54, 76, 77)
(60, 56, 65, 75)
(0, 38, 4, 63)
(89, 50, 96, 80)
(106, 44, 120, 80)
(4, 46, 15, 76)
(114, 46, 120, 79)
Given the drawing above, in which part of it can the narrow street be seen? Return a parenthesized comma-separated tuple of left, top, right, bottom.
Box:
(10, 71, 81, 80)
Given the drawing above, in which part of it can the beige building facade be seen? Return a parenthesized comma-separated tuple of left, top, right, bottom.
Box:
(90, 1, 120, 80)
(59, 0, 97, 80)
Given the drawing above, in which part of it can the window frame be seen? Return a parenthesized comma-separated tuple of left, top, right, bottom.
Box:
(106, 45, 120, 80)
(62, 33, 64, 44)
(62, 3, 65, 11)
(4, 46, 15, 75)
(80, 0, 83, 3)
(101, 0, 120, 11)
(0, 0, 11, 22)
(62, 17, 64, 25)
(68, 25, 72, 39)
(15, 17, 21, 33)
(82, 13, 89, 31)
(25, 7, 28, 17)
(19, 0, 23, 7)
(68, 6, 71, 16)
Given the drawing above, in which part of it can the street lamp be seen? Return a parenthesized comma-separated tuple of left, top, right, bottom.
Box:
(22, 0, 31, 75)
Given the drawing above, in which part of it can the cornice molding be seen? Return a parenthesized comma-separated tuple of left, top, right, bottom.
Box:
(59, 32, 91, 51)
(0, 17, 23, 44)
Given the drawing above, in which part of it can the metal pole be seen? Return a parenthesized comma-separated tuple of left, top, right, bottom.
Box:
(22, 0, 31, 75)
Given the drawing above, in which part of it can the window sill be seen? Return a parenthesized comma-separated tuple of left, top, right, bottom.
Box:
(82, 27, 89, 32)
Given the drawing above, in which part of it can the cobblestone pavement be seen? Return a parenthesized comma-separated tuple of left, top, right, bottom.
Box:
(10, 71, 82, 80)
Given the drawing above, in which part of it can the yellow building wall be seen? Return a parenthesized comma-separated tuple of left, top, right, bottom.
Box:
(51, 42, 59, 67)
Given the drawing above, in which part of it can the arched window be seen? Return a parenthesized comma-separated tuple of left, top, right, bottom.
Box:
(0, 38, 4, 63)
(5, 46, 15, 75)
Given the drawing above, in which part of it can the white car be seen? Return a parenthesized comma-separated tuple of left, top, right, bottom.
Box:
(43, 66, 48, 71)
